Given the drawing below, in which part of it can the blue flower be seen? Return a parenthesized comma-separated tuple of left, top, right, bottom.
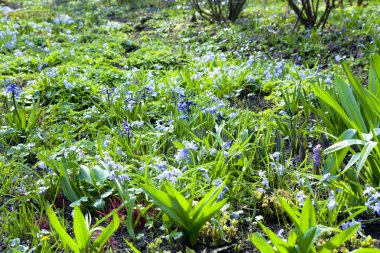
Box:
(118, 174, 130, 183)
(155, 161, 168, 171)
(63, 80, 73, 89)
(178, 99, 197, 114)
(327, 197, 336, 210)
(221, 140, 233, 150)
(214, 179, 229, 200)
(158, 168, 182, 185)
(45, 68, 58, 78)
(296, 191, 307, 206)
(109, 171, 116, 181)
(122, 121, 133, 138)
(198, 167, 210, 181)
(4, 81, 21, 96)
(322, 173, 331, 181)
(261, 178, 270, 190)
(174, 148, 191, 162)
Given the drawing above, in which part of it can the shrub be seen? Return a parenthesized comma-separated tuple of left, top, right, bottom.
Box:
(189, 0, 246, 23)
(287, 0, 335, 29)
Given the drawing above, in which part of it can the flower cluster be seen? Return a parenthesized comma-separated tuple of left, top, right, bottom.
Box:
(341, 220, 362, 231)
(313, 144, 322, 167)
(327, 190, 336, 210)
(174, 141, 198, 163)
(4, 81, 21, 96)
(296, 190, 307, 206)
(178, 99, 197, 115)
(258, 170, 270, 190)
(364, 186, 380, 215)
(157, 168, 182, 185)
(264, 61, 287, 79)
(96, 153, 129, 183)
(214, 179, 229, 200)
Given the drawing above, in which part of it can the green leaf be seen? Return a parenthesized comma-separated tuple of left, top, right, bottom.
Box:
(164, 182, 191, 216)
(46, 205, 80, 253)
(79, 165, 93, 185)
(92, 211, 120, 249)
(317, 224, 360, 253)
(324, 140, 366, 154)
(279, 197, 300, 231)
(311, 85, 359, 131)
(60, 162, 81, 203)
(287, 230, 298, 247)
(370, 54, 380, 85)
(142, 184, 190, 229)
(300, 198, 316, 235)
(193, 180, 226, 221)
(350, 249, 380, 253)
(91, 165, 109, 183)
(188, 199, 227, 245)
(298, 227, 318, 253)
(356, 141, 377, 176)
(123, 238, 142, 253)
(73, 206, 90, 251)
(173, 141, 185, 149)
(258, 222, 290, 253)
(249, 233, 277, 253)
(335, 75, 367, 133)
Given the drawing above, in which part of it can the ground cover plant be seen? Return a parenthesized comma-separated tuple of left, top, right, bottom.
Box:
(1, 0, 380, 252)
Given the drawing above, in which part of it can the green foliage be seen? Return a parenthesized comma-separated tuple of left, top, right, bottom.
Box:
(4, 96, 42, 132)
(312, 54, 380, 136)
(249, 197, 360, 253)
(46, 205, 119, 253)
(313, 54, 380, 186)
(142, 180, 227, 245)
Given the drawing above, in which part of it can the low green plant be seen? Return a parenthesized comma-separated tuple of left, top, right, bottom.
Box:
(141, 179, 227, 245)
(38, 155, 84, 203)
(311, 54, 380, 137)
(249, 197, 360, 253)
(4, 96, 42, 132)
(312, 55, 380, 186)
(46, 205, 119, 253)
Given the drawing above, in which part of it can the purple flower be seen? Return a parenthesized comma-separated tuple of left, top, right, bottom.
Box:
(4, 81, 21, 96)
(322, 173, 330, 181)
(221, 140, 233, 150)
(155, 161, 168, 170)
(63, 80, 73, 89)
(198, 167, 210, 181)
(158, 168, 182, 185)
(118, 174, 130, 183)
(45, 68, 58, 78)
(327, 197, 336, 210)
(109, 171, 116, 181)
(122, 121, 133, 138)
(210, 148, 217, 157)
(296, 191, 307, 206)
(174, 148, 191, 162)
(341, 220, 361, 230)
(215, 179, 229, 200)
(262, 178, 270, 189)
(178, 99, 197, 114)
(103, 139, 110, 148)
(313, 144, 322, 167)
(334, 55, 341, 64)
(277, 229, 286, 238)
